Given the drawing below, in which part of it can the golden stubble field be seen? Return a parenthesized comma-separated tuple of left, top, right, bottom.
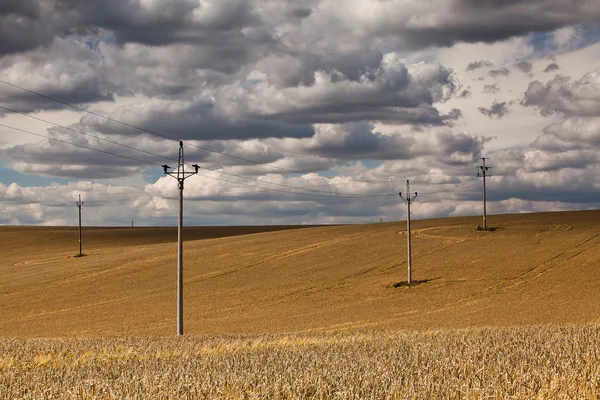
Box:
(2, 211, 600, 336)
(2, 210, 600, 398)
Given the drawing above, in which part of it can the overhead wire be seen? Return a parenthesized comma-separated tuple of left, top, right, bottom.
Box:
(416, 177, 481, 195)
(195, 171, 397, 199)
(0, 122, 397, 199)
(4, 79, 578, 200)
(0, 122, 162, 167)
(0, 104, 179, 165)
(0, 79, 322, 175)
(0, 78, 483, 184)
(0, 107, 399, 197)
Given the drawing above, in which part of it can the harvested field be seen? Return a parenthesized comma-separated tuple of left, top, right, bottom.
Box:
(2, 210, 600, 398)
(2, 211, 600, 336)
(1, 325, 599, 399)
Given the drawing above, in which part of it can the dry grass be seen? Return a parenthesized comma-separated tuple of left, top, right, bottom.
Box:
(1, 325, 599, 399)
(2, 211, 600, 336)
(3, 211, 600, 398)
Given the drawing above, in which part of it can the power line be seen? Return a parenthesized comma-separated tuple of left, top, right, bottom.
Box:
(0, 104, 404, 196)
(0, 122, 162, 167)
(417, 177, 480, 195)
(196, 170, 398, 199)
(200, 166, 398, 197)
(0, 79, 486, 184)
(0, 121, 497, 201)
(0, 79, 316, 175)
(0, 104, 179, 165)
(0, 122, 397, 199)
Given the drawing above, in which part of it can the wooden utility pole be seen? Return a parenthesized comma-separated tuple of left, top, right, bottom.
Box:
(163, 142, 199, 336)
(477, 158, 491, 231)
(399, 180, 417, 285)
(76, 194, 83, 256)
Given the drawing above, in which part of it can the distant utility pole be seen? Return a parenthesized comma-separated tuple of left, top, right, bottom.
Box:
(76, 194, 83, 256)
(163, 141, 199, 336)
(477, 157, 491, 231)
(399, 180, 417, 285)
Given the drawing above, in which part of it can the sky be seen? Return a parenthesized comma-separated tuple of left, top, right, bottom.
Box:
(1, 0, 600, 226)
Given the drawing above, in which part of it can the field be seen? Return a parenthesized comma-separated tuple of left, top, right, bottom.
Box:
(2, 211, 600, 397)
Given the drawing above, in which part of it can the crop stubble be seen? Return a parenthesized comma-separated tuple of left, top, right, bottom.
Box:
(1, 325, 599, 399)
(1, 211, 600, 397)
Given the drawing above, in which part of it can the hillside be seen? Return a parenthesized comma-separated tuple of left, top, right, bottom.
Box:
(1, 210, 600, 337)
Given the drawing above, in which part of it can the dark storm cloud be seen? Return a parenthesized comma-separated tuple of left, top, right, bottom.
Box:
(522, 72, 600, 117)
(478, 102, 510, 118)
(0, 1, 54, 55)
(83, 99, 315, 141)
(515, 61, 533, 73)
(290, 7, 311, 19)
(0, 0, 40, 18)
(0, 140, 144, 179)
(466, 61, 493, 71)
(55, 0, 257, 45)
(544, 62, 560, 72)
(214, 58, 458, 126)
(0, 0, 262, 56)
(448, 0, 600, 43)
(3, 0, 598, 65)
(303, 122, 486, 161)
(0, 39, 120, 113)
(363, 0, 600, 52)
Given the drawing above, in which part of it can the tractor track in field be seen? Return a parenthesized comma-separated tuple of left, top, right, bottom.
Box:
(185, 227, 392, 284)
(389, 232, 600, 322)
(324, 229, 600, 332)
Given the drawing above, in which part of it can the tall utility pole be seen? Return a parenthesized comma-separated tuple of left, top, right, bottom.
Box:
(76, 194, 83, 256)
(163, 141, 199, 336)
(477, 157, 491, 231)
(399, 180, 417, 285)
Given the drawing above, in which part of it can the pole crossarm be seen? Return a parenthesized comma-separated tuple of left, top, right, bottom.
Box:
(165, 170, 198, 180)
(398, 192, 418, 204)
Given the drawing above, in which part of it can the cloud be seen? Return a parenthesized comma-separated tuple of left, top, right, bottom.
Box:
(215, 55, 457, 126)
(0, 0, 39, 18)
(489, 67, 510, 77)
(483, 84, 499, 94)
(544, 62, 560, 72)
(515, 61, 533, 73)
(532, 117, 600, 151)
(466, 60, 493, 71)
(320, 0, 600, 50)
(0, 0, 54, 55)
(299, 123, 485, 161)
(0, 39, 119, 113)
(3, 0, 600, 226)
(458, 89, 471, 98)
(522, 71, 600, 117)
(478, 102, 510, 118)
(82, 98, 315, 141)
